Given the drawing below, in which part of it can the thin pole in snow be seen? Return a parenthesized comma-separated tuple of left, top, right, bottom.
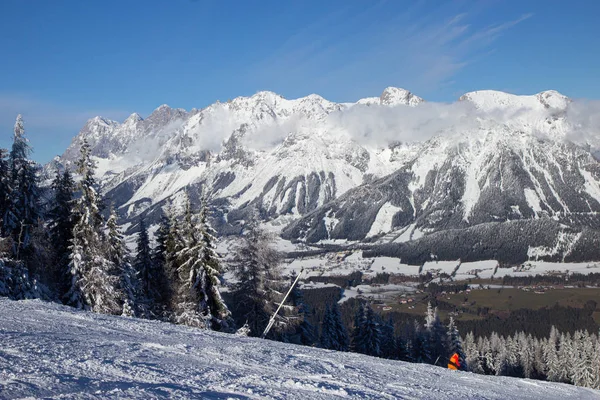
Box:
(261, 268, 304, 339)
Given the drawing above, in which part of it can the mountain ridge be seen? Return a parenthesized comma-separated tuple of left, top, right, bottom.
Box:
(48, 86, 600, 263)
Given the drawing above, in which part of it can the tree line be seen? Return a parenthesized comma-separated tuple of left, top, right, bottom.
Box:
(0, 115, 303, 339)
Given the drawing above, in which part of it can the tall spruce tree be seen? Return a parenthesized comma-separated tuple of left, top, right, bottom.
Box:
(49, 169, 76, 297)
(330, 302, 349, 351)
(381, 315, 396, 359)
(413, 319, 432, 363)
(425, 302, 448, 365)
(106, 207, 138, 317)
(319, 305, 334, 349)
(151, 211, 175, 318)
(359, 303, 382, 357)
(320, 303, 349, 351)
(230, 217, 282, 337)
(173, 195, 233, 331)
(8, 115, 41, 259)
(350, 302, 366, 353)
(0, 148, 11, 236)
(65, 139, 121, 314)
(134, 217, 154, 314)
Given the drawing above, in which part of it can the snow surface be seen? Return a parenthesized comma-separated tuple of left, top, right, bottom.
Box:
(1, 299, 598, 399)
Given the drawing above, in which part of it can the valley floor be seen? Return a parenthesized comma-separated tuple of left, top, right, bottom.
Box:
(0, 299, 598, 399)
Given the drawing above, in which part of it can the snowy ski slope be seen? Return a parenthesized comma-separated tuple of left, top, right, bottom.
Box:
(0, 299, 598, 399)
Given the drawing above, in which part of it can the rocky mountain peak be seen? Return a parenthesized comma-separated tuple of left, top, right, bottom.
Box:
(123, 112, 143, 125)
(459, 89, 571, 112)
(379, 87, 424, 106)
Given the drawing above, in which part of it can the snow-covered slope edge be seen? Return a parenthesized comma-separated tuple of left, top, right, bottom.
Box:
(1, 299, 598, 399)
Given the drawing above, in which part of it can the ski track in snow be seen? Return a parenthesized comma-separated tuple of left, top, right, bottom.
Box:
(1, 299, 599, 399)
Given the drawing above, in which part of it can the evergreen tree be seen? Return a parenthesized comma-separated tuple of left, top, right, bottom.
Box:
(106, 207, 138, 317)
(65, 139, 121, 314)
(195, 198, 233, 331)
(49, 169, 76, 297)
(396, 335, 410, 362)
(151, 211, 175, 318)
(319, 305, 334, 349)
(544, 326, 561, 382)
(330, 302, 349, 351)
(173, 195, 233, 331)
(591, 336, 600, 389)
(8, 115, 41, 259)
(463, 332, 482, 373)
(134, 217, 153, 314)
(359, 303, 382, 357)
(424, 302, 448, 365)
(0, 148, 11, 236)
(413, 319, 432, 364)
(230, 218, 282, 337)
(397, 321, 416, 362)
(446, 317, 466, 370)
(381, 315, 396, 359)
(556, 332, 573, 383)
(350, 302, 366, 353)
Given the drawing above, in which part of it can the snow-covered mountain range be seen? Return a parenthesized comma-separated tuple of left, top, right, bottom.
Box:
(52, 87, 600, 263)
(2, 298, 598, 399)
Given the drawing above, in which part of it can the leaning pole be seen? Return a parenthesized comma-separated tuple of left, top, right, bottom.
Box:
(261, 268, 305, 339)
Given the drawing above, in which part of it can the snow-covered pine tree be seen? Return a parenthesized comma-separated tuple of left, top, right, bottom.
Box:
(413, 319, 432, 364)
(106, 207, 138, 317)
(133, 216, 160, 317)
(463, 332, 483, 373)
(330, 302, 349, 351)
(518, 333, 535, 379)
(591, 335, 600, 389)
(173, 194, 233, 331)
(151, 211, 175, 318)
(49, 169, 76, 297)
(544, 326, 561, 382)
(230, 217, 282, 337)
(65, 139, 121, 314)
(319, 305, 334, 349)
(446, 317, 466, 370)
(532, 337, 547, 380)
(571, 331, 596, 388)
(8, 115, 42, 260)
(172, 194, 206, 327)
(0, 148, 11, 237)
(135, 217, 152, 294)
(557, 332, 573, 383)
(491, 333, 508, 376)
(195, 197, 233, 331)
(424, 302, 448, 365)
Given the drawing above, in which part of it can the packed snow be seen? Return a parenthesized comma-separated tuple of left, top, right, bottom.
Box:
(1, 298, 598, 399)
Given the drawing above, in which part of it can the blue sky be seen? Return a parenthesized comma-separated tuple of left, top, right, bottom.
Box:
(1, 0, 599, 162)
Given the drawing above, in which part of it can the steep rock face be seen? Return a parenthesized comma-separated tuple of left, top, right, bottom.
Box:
(282, 123, 600, 245)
